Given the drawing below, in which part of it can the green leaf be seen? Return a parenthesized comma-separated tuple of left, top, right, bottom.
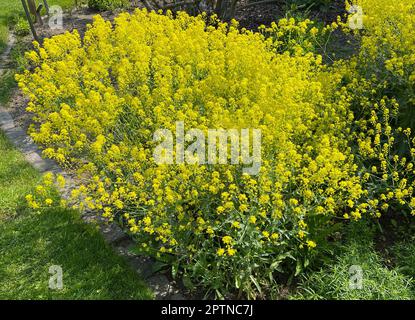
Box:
(235, 275, 241, 289)
(182, 274, 194, 289)
(295, 261, 303, 276)
(151, 261, 169, 273)
(172, 263, 179, 278)
(249, 275, 262, 294)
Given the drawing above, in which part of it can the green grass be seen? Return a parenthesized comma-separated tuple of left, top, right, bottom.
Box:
(291, 221, 415, 300)
(293, 241, 413, 300)
(0, 70, 16, 105)
(393, 238, 415, 279)
(0, 132, 153, 299)
(0, 34, 34, 104)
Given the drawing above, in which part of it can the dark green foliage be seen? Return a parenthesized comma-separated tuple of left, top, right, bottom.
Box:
(88, 0, 130, 10)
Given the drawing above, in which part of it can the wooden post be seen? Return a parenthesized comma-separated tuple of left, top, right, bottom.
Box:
(21, 0, 39, 42)
(43, 0, 50, 15)
(27, 0, 43, 25)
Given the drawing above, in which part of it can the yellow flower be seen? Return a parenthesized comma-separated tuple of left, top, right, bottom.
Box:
(35, 185, 45, 195)
(316, 206, 324, 214)
(232, 221, 241, 229)
(298, 220, 307, 229)
(28, 200, 40, 209)
(248, 215, 257, 224)
(216, 206, 225, 214)
(56, 175, 66, 188)
(222, 236, 233, 245)
(239, 204, 248, 212)
(289, 198, 299, 206)
(206, 226, 214, 236)
(130, 225, 139, 233)
(114, 199, 124, 209)
(310, 27, 318, 36)
(306, 240, 317, 249)
(259, 194, 270, 204)
(42, 172, 54, 186)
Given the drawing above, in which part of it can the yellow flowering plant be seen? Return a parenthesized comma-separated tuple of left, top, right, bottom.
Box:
(17, 5, 415, 298)
(25, 172, 66, 210)
(345, 0, 415, 128)
(336, 0, 415, 221)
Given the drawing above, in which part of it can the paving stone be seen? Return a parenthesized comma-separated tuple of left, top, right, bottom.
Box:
(101, 223, 129, 244)
(147, 275, 183, 300)
(0, 34, 15, 66)
(116, 245, 156, 279)
(169, 293, 187, 300)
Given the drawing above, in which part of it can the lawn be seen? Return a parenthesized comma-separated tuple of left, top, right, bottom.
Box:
(0, 131, 153, 299)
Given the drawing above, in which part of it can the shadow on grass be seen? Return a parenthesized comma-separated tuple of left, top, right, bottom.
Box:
(0, 206, 154, 300)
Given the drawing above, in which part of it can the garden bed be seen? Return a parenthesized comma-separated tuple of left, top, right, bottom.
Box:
(3, 0, 415, 300)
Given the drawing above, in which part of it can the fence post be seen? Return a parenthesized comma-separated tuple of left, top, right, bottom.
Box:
(43, 0, 50, 15)
(21, 0, 39, 42)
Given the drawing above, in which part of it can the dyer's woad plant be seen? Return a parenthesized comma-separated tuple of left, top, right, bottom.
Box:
(346, 0, 415, 128)
(17, 5, 415, 298)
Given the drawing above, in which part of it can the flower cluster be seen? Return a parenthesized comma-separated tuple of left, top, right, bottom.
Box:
(25, 172, 66, 209)
(346, 0, 415, 128)
(339, 0, 415, 219)
(16, 6, 415, 298)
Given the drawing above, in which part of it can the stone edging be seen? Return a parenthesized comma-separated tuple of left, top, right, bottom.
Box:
(0, 32, 185, 300)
